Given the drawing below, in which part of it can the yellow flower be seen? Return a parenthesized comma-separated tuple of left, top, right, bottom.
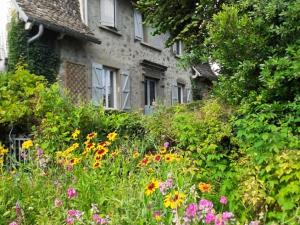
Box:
(22, 140, 33, 150)
(111, 150, 120, 158)
(107, 132, 117, 142)
(0, 145, 8, 155)
(133, 151, 140, 159)
(93, 161, 101, 169)
(71, 129, 80, 140)
(160, 146, 167, 154)
(145, 180, 160, 196)
(164, 191, 185, 209)
(198, 182, 212, 193)
(69, 157, 81, 166)
(95, 148, 108, 158)
(87, 132, 97, 140)
(164, 153, 175, 163)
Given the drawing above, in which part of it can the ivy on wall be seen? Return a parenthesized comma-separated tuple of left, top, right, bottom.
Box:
(7, 15, 60, 83)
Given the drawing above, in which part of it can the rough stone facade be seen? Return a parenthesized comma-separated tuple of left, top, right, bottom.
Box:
(57, 0, 192, 112)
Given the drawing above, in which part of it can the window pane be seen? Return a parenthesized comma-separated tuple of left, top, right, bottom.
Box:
(178, 86, 182, 103)
(144, 80, 148, 105)
(108, 71, 114, 108)
(149, 80, 156, 105)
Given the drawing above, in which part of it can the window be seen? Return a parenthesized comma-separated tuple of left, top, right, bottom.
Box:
(144, 78, 157, 106)
(134, 9, 163, 49)
(92, 64, 117, 109)
(79, 0, 88, 25)
(100, 0, 116, 28)
(173, 41, 183, 56)
(178, 84, 184, 104)
(171, 83, 185, 105)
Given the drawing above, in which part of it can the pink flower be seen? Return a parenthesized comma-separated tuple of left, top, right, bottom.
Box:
(220, 196, 227, 205)
(67, 188, 77, 199)
(68, 210, 83, 219)
(36, 148, 44, 158)
(66, 217, 75, 224)
(93, 214, 109, 224)
(54, 198, 63, 207)
(9, 222, 18, 225)
(222, 212, 234, 221)
(199, 199, 214, 212)
(185, 203, 197, 219)
(15, 202, 22, 217)
(205, 212, 215, 224)
(164, 142, 170, 148)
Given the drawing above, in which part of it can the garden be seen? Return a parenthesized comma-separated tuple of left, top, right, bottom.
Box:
(0, 0, 299, 224)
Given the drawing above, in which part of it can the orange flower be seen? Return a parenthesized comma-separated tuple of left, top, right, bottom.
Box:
(95, 148, 108, 158)
(139, 156, 150, 166)
(133, 151, 140, 159)
(154, 154, 162, 162)
(86, 142, 95, 150)
(198, 182, 212, 193)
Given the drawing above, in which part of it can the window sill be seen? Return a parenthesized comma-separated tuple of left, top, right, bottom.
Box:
(99, 25, 122, 36)
(140, 41, 162, 52)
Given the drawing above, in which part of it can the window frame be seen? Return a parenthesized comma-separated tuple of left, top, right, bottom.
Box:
(103, 67, 117, 109)
(177, 83, 184, 104)
(144, 78, 157, 106)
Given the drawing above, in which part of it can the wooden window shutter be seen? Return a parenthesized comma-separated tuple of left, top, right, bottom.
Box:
(171, 85, 179, 105)
(100, 0, 115, 27)
(134, 9, 143, 40)
(187, 88, 192, 103)
(121, 71, 131, 110)
(92, 63, 105, 106)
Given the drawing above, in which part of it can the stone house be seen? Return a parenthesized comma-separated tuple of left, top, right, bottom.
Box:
(4, 0, 195, 113)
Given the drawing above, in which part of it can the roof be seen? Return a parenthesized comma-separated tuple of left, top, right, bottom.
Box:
(192, 63, 218, 81)
(14, 0, 101, 44)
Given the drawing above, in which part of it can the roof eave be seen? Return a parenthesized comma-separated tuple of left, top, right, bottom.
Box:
(28, 16, 101, 45)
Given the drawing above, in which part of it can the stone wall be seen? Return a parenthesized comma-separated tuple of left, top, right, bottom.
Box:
(58, 0, 192, 111)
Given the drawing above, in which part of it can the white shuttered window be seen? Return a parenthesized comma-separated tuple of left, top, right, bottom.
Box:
(100, 0, 116, 27)
(134, 9, 143, 40)
(92, 64, 117, 109)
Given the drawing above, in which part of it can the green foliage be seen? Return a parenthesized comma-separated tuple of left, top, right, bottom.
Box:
(7, 15, 59, 82)
(0, 65, 46, 133)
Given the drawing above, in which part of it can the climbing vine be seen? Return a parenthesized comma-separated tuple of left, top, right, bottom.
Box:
(7, 15, 60, 83)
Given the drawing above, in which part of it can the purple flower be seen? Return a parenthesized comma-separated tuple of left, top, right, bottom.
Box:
(220, 196, 227, 205)
(198, 199, 214, 212)
(67, 188, 77, 199)
(222, 211, 234, 221)
(93, 214, 109, 224)
(66, 217, 75, 224)
(185, 203, 197, 219)
(205, 212, 215, 224)
(164, 142, 170, 148)
(68, 210, 83, 219)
